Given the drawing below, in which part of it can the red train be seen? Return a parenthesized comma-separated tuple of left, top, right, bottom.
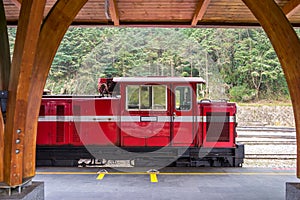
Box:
(36, 77, 244, 167)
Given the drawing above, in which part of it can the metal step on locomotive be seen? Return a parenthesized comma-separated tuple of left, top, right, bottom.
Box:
(36, 77, 244, 167)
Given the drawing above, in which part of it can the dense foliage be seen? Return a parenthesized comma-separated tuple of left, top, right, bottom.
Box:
(8, 27, 300, 102)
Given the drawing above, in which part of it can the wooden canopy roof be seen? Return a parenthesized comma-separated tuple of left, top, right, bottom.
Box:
(3, 0, 300, 27)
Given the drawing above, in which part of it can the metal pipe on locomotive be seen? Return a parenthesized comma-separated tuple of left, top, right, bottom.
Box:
(36, 77, 244, 167)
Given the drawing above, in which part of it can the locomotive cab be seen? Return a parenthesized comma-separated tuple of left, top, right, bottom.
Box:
(113, 77, 203, 147)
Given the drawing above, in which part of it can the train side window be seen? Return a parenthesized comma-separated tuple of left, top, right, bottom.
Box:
(153, 85, 166, 110)
(175, 86, 192, 111)
(140, 86, 151, 109)
(127, 85, 139, 109)
(126, 85, 167, 111)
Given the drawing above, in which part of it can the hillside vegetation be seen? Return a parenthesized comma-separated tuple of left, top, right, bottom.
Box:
(8, 28, 300, 102)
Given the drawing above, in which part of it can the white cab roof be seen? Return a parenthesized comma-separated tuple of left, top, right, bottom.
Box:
(113, 77, 205, 83)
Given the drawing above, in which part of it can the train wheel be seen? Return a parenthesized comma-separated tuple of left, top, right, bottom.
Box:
(129, 159, 135, 166)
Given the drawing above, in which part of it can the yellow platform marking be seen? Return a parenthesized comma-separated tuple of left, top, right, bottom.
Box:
(36, 171, 295, 176)
(37, 172, 96, 175)
(150, 173, 158, 182)
(97, 173, 106, 180)
(96, 169, 108, 180)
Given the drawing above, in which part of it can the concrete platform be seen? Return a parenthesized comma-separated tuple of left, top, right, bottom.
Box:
(286, 182, 300, 200)
(0, 182, 44, 200)
(34, 167, 299, 200)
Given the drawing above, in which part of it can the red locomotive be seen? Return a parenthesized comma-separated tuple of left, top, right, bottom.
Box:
(36, 77, 244, 167)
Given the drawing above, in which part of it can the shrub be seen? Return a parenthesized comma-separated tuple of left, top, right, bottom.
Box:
(229, 85, 255, 102)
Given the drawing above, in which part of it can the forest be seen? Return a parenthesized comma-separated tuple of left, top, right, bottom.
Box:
(7, 27, 300, 102)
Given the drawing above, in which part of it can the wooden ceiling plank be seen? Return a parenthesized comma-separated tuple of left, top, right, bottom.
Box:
(191, 0, 211, 26)
(282, 0, 300, 17)
(3, 0, 300, 27)
(109, 0, 120, 26)
(10, 0, 21, 9)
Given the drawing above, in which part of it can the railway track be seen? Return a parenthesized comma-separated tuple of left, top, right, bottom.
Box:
(236, 126, 296, 144)
(236, 126, 296, 132)
(237, 127, 297, 166)
(238, 141, 296, 145)
(245, 154, 296, 160)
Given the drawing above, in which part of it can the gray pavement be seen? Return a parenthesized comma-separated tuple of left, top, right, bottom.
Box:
(33, 167, 300, 200)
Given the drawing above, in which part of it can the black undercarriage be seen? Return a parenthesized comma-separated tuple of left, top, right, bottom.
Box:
(36, 144, 244, 167)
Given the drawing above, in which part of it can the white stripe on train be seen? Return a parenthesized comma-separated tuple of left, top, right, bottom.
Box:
(38, 115, 235, 123)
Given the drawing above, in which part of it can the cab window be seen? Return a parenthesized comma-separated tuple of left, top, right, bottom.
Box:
(126, 85, 167, 111)
(175, 86, 192, 111)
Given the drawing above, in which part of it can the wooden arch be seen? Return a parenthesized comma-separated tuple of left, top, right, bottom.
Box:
(242, 0, 300, 176)
(0, 0, 88, 186)
(0, 0, 299, 187)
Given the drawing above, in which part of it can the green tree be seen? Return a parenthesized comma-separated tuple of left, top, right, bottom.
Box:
(73, 28, 207, 94)
(20, 27, 291, 101)
(234, 29, 282, 100)
(46, 27, 104, 93)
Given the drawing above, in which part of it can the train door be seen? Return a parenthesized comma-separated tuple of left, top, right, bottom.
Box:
(49, 101, 72, 145)
(120, 83, 171, 147)
(37, 101, 51, 145)
(171, 83, 197, 146)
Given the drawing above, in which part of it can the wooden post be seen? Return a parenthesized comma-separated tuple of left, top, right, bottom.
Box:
(0, 0, 11, 182)
(242, 0, 300, 177)
(0, 0, 10, 90)
(3, 0, 46, 186)
(23, 0, 88, 179)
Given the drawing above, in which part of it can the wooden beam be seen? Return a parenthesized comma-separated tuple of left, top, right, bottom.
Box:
(3, 0, 45, 186)
(191, 0, 211, 27)
(282, 0, 300, 18)
(22, 0, 88, 179)
(10, 0, 21, 9)
(0, 0, 10, 91)
(0, 0, 10, 183)
(242, 0, 300, 177)
(109, 0, 120, 26)
(0, 107, 4, 183)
